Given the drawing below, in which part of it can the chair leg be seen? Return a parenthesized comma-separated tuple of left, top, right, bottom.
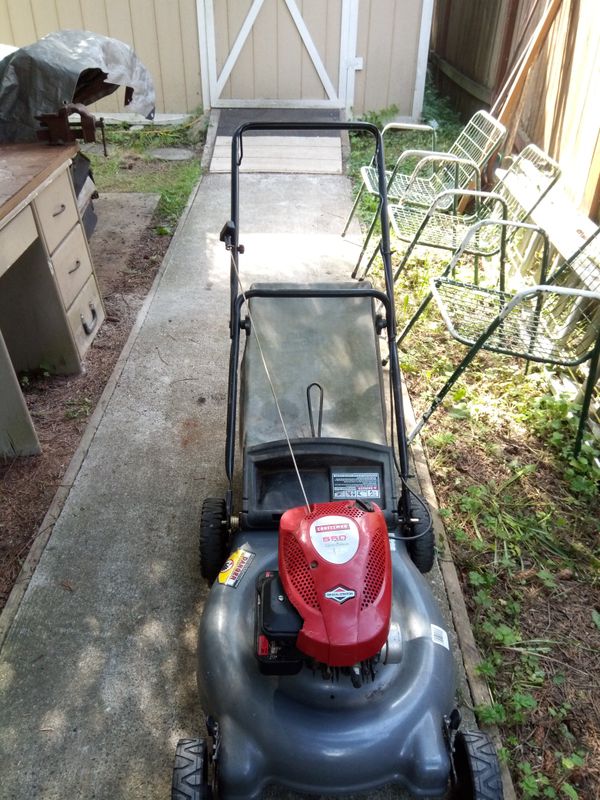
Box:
(351, 200, 381, 278)
(407, 316, 505, 443)
(342, 183, 365, 237)
(355, 241, 381, 281)
(396, 291, 434, 346)
(574, 336, 600, 456)
(407, 345, 483, 443)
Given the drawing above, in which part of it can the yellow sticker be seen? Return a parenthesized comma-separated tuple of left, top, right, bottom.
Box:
(218, 548, 255, 587)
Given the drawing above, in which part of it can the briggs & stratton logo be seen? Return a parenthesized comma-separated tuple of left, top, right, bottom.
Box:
(324, 585, 356, 604)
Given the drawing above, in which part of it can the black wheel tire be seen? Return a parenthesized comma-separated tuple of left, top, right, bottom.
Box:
(408, 526, 435, 573)
(200, 498, 228, 583)
(451, 729, 504, 800)
(172, 738, 211, 800)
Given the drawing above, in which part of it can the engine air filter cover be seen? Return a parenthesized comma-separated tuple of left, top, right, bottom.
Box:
(278, 501, 392, 666)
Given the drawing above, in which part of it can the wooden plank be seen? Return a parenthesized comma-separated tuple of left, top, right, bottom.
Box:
(0, 2, 15, 43)
(252, 0, 278, 99)
(29, 0, 59, 38)
(429, 52, 493, 104)
(126, 0, 165, 113)
(227, 0, 256, 100)
(154, 0, 188, 113)
(299, 0, 328, 100)
(210, 135, 342, 173)
(361, 0, 394, 112)
(55, 0, 84, 30)
(326, 0, 342, 89)
(284, 0, 336, 100)
(277, 0, 302, 99)
(216, 0, 261, 98)
(352, 0, 370, 114)
(179, 0, 203, 111)
(495, 0, 563, 126)
(79, 0, 110, 37)
(6, 0, 36, 45)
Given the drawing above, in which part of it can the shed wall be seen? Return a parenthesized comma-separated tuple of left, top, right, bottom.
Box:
(1, 0, 430, 119)
(0, 0, 203, 114)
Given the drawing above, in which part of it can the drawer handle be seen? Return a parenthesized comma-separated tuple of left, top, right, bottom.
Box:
(52, 203, 66, 217)
(81, 303, 98, 336)
(68, 259, 82, 274)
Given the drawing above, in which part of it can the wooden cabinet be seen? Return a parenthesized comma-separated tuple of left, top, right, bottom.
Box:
(0, 143, 105, 456)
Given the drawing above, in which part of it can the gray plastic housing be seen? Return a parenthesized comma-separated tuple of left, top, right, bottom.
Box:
(198, 532, 456, 799)
(242, 438, 399, 529)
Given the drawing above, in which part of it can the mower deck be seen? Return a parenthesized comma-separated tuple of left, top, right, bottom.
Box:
(198, 532, 455, 799)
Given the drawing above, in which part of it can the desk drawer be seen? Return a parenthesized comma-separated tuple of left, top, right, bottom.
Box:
(67, 275, 105, 357)
(34, 169, 78, 253)
(52, 224, 93, 309)
(0, 207, 37, 279)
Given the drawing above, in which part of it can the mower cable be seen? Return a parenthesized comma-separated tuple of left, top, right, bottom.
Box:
(392, 478, 433, 541)
(386, 350, 433, 540)
(228, 251, 311, 512)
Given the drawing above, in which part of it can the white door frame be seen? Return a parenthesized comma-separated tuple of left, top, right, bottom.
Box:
(197, 0, 360, 113)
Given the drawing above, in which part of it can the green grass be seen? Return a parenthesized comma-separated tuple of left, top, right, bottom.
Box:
(88, 118, 204, 229)
(384, 249, 600, 800)
(347, 81, 600, 799)
(347, 86, 464, 225)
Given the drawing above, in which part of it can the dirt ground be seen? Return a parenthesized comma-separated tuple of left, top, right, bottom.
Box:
(0, 192, 172, 609)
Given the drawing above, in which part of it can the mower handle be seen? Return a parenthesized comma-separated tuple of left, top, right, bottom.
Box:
(224, 121, 413, 529)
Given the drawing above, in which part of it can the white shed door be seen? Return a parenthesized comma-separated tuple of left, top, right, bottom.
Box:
(200, 0, 360, 110)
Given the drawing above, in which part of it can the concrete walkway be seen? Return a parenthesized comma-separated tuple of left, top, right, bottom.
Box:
(0, 152, 470, 798)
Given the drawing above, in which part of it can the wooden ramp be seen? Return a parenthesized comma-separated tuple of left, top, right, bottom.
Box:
(209, 108, 343, 174)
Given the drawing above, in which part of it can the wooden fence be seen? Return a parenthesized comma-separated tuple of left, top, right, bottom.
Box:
(430, 0, 600, 222)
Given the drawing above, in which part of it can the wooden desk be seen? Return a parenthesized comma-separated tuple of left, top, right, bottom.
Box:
(0, 144, 105, 457)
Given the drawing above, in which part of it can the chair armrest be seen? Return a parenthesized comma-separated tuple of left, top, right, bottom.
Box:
(501, 284, 600, 319)
(398, 154, 481, 197)
(440, 219, 551, 288)
(382, 122, 437, 151)
(393, 148, 461, 167)
(422, 188, 508, 218)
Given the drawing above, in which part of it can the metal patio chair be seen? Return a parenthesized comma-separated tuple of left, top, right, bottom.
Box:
(379, 144, 561, 283)
(343, 110, 507, 273)
(400, 222, 600, 455)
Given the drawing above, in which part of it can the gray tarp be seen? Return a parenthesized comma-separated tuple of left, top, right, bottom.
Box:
(0, 30, 155, 143)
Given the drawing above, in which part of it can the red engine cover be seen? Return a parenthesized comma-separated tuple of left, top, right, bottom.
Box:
(278, 500, 392, 667)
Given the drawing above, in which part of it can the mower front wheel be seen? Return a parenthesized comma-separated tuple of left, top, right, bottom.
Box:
(200, 497, 228, 583)
(172, 738, 211, 800)
(451, 729, 503, 800)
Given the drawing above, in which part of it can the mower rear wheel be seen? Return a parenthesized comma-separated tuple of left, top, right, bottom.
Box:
(408, 527, 435, 573)
(451, 729, 503, 800)
(172, 738, 211, 800)
(200, 498, 228, 583)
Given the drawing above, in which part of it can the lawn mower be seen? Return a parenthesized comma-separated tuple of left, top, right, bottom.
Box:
(173, 122, 503, 800)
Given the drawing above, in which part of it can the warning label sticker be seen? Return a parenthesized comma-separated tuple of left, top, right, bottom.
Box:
(217, 549, 255, 588)
(331, 471, 381, 500)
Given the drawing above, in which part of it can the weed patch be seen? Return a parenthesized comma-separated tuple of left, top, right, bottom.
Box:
(348, 85, 600, 798)
(88, 118, 203, 227)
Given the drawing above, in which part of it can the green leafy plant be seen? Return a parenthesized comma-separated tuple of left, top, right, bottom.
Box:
(64, 397, 92, 420)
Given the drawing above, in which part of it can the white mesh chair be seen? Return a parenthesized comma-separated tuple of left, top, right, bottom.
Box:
(400, 223, 600, 455)
(368, 144, 561, 284)
(344, 111, 507, 273)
